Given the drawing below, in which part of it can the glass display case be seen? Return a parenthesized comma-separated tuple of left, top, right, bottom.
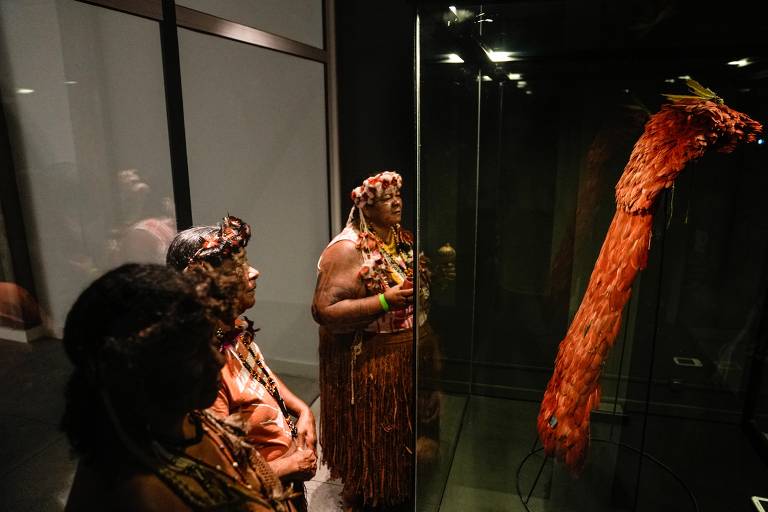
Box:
(415, 2, 768, 511)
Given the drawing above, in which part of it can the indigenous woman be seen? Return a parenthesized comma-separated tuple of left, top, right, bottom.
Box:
(166, 216, 317, 511)
(62, 263, 293, 511)
(312, 171, 435, 510)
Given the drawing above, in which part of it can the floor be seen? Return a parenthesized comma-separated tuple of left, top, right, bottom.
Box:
(2, 337, 766, 511)
(421, 395, 768, 512)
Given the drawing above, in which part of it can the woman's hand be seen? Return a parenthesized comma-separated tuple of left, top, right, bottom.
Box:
(289, 447, 318, 481)
(270, 447, 318, 481)
(295, 408, 317, 453)
(383, 283, 414, 310)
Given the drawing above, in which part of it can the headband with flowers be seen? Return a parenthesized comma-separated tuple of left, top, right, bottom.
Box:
(189, 215, 251, 266)
(350, 171, 402, 209)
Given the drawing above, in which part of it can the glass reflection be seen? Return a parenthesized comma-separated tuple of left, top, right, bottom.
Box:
(0, 2, 176, 335)
(417, 2, 768, 510)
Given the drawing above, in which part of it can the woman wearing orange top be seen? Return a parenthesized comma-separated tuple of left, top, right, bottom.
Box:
(167, 216, 317, 510)
(62, 264, 293, 511)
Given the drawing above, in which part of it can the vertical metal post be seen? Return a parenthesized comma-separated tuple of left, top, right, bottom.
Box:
(159, 0, 193, 230)
(324, 0, 341, 237)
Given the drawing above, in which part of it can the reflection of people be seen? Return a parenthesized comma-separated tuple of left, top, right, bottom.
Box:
(0, 282, 43, 329)
(167, 216, 316, 511)
(112, 168, 176, 264)
(62, 264, 293, 511)
(312, 171, 438, 509)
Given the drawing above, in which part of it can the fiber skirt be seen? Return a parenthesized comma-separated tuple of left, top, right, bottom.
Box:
(319, 324, 436, 507)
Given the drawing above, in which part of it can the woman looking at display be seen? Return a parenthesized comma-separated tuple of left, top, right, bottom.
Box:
(312, 171, 438, 510)
(166, 216, 316, 510)
(62, 263, 293, 511)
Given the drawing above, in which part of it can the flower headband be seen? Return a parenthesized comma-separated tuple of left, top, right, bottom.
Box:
(350, 171, 402, 209)
(189, 215, 251, 266)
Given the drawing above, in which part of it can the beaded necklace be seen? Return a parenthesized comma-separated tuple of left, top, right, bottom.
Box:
(152, 410, 294, 511)
(374, 230, 409, 283)
(153, 411, 294, 511)
(219, 318, 298, 439)
(357, 224, 414, 293)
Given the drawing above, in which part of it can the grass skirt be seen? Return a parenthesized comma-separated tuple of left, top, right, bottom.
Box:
(319, 325, 430, 508)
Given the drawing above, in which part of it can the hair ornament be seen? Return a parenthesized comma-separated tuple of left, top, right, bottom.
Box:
(189, 215, 251, 266)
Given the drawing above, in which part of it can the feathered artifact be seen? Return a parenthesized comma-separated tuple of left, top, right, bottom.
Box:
(537, 79, 762, 471)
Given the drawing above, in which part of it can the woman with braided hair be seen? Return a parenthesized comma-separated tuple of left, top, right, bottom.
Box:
(166, 216, 316, 511)
(312, 171, 439, 510)
(62, 263, 293, 511)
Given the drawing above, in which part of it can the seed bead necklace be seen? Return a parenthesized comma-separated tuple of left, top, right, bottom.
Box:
(152, 410, 293, 510)
(371, 226, 411, 283)
(227, 319, 298, 439)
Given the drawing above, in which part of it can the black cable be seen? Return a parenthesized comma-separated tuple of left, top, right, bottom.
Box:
(514, 438, 699, 512)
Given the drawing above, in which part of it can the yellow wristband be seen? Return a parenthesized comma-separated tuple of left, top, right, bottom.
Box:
(378, 293, 390, 312)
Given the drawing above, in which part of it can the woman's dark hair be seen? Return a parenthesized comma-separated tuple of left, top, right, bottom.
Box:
(60, 263, 223, 466)
(166, 226, 218, 270)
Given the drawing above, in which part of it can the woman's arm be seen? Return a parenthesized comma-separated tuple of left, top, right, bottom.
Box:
(274, 375, 316, 451)
(311, 241, 413, 329)
(268, 447, 317, 481)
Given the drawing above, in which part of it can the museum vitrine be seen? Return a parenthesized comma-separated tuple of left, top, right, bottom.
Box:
(415, 3, 768, 511)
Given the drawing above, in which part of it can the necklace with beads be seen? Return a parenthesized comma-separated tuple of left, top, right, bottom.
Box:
(223, 319, 298, 439)
(152, 410, 294, 510)
(371, 225, 411, 281)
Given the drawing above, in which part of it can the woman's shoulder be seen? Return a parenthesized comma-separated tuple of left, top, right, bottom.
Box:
(67, 461, 190, 512)
(320, 237, 361, 266)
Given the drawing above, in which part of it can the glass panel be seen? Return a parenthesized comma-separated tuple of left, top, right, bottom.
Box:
(417, 2, 768, 510)
(754, 352, 768, 444)
(179, 29, 328, 375)
(0, 1, 175, 336)
(177, 0, 324, 49)
(417, 19, 479, 507)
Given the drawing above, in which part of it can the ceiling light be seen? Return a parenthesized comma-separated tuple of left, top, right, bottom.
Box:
(442, 53, 464, 64)
(727, 58, 751, 68)
(481, 75, 493, 82)
(525, 90, 533, 95)
(507, 73, 523, 80)
(64, 80, 78, 85)
(449, 6, 457, 15)
(516, 81, 527, 88)
(485, 50, 517, 62)
(677, 75, 691, 80)
(16, 88, 34, 94)
(664, 78, 675, 83)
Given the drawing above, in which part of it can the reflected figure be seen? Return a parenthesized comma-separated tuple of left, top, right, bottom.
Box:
(62, 264, 293, 511)
(0, 282, 44, 330)
(111, 168, 176, 264)
(312, 171, 440, 510)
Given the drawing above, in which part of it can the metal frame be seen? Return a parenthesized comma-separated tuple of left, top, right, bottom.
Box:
(323, 0, 341, 236)
(159, 0, 193, 230)
(176, 5, 327, 63)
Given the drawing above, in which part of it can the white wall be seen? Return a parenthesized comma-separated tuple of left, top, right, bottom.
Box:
(179, 28, 328, 377)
